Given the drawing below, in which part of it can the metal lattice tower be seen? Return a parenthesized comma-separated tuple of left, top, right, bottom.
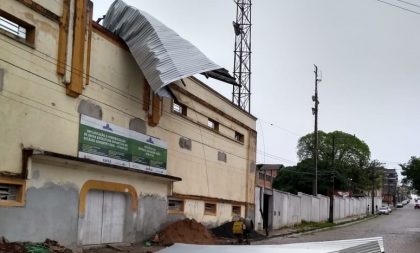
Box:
(232, 0, 252, 112)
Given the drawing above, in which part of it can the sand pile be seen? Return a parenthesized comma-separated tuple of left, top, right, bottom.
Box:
(158, 219, 215, 246)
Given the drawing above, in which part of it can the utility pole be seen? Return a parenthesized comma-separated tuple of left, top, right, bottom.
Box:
(312, 65, 321, 196)
(329, 135, 335, 223)
(371, 164, 375, 215)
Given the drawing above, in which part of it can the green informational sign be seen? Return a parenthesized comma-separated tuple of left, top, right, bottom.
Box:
(78, 115, 167, 174)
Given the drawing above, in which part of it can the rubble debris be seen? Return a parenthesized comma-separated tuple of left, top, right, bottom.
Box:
(158, 219, 215, 246)
(211, 221, 265, 240)
(25, 243, 50, 253)
(0, 238, 72, 253)
(0, 242, 27, 253)
(0, 236, 9, 244)
(105, 244, 126, 252)
(41, 239, 72, 253)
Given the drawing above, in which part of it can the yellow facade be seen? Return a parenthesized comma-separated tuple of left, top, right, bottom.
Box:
(0, 0, 256, 227)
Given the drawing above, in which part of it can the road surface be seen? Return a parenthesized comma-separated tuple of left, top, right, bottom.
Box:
(255, 202, 420, 253)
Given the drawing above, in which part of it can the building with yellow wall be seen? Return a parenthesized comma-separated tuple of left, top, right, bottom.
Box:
(0, 0, 256, 247)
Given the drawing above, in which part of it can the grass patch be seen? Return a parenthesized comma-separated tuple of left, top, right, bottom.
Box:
(294, 220, 335, 232)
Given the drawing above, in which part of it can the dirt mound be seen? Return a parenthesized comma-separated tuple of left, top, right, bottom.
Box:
(211, 221, 265, 240)
(158, 219, 215, 246)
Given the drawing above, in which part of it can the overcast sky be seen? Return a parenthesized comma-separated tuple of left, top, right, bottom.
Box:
(93, 0, 420, 176)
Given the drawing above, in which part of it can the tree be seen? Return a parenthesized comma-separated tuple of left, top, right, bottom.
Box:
(297, 131, 371, 167)
(400, 157, 420, 193)
(272, 159, 331, 195)
(273, 130, 374, 195)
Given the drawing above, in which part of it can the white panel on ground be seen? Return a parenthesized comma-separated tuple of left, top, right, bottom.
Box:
(82, 190, 104, 245)
(101, 191, 126, 244)
(159, 237, 384, 253)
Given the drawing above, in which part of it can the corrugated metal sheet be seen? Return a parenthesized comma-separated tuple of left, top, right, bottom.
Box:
(335, 241, 381, 253)
(102, 0, 221, 95)
(158, 237, 384, 253)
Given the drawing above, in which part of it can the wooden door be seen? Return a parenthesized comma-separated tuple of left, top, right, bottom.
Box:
(101, 191, 126, 243)
(82, 190, 103, 245)
(82, 190, 127, 245)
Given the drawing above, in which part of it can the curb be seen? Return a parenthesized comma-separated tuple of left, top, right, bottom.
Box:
(252, 215, 378, 242)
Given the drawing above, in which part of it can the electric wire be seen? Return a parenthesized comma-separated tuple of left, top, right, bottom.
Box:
(0, 34, 303, 167)
(258, 120, 266, 163)
(0, 32, 303, 155)
(258, 119, 302, 137)
(0, 25, 315, 168)
(0, 57, 303, 168)
(0, 34, 304, 142)
(396, 0, 420, 8)
(376, 0, 420, 15)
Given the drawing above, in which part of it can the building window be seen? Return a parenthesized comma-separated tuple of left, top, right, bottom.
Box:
(0, 10, 35, 45)
(0, 184, 18, 200)
(258, 172, 265, 180)
(168, 198, 184, 213)
(172, 101, 187, 116)
(207, 118, 219, 131)
(204, 202, 217, 215)
(0, 177, 26, 207)
(235, 131, 244, 143)
(232, 205, 241, 216)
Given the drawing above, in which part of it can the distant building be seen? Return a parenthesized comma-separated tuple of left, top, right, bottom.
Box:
(254, 164, 283, 231)
(382, 169, 398, 205)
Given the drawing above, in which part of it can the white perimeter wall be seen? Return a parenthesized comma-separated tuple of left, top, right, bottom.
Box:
(256, 187, 382, 230)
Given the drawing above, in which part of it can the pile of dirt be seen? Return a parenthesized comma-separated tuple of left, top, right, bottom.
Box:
(210, 221, 265, 240)
(158, 219, 215, 246)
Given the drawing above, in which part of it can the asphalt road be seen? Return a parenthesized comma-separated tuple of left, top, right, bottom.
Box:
(255, 202, 420, 253)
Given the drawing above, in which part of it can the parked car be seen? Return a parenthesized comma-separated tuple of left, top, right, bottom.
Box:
(396, 202, 403, 208)
(378, 207, 390, 215)
(382, 205, 392, 213)
(415, 203, 420, 209)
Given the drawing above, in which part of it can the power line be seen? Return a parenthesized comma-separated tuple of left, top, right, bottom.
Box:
(258, 119, 302, 137)
(1, 34, 307, 143)
(1, 36, 296, 145)
(258, 120, 267, 163)
(256, 150, 297, 164)
(0, 34, 303, 167)
(1, 56, 303, 169)
(0, 34, 306, 168)
(0, 34, 305, 161)
(376, 0, 420, 15)
(396, 0, 420, 8)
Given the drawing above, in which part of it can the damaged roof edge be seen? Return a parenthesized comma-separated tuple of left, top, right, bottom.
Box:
(102, 0, 237, 94)
(25, 148, 182, 182)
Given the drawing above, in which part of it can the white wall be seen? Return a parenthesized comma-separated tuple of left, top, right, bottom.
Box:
(256, 187, 382, 230)
(298, 192, 312, 222)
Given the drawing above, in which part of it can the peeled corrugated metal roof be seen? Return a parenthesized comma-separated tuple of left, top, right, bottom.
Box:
(102, 0, 221, 95)
(158, 237, 384, 253)
(335, 241, 381, 253)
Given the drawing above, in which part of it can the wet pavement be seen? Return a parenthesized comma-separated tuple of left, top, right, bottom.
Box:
(255, 202, 420, 253)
